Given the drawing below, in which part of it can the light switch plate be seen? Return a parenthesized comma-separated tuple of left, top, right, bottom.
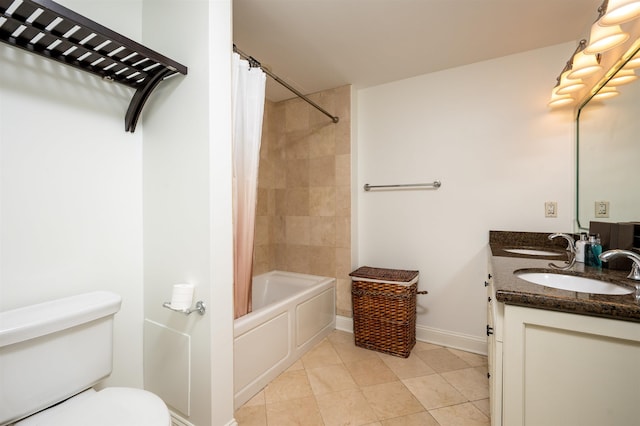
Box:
(595, 201, 609, 218)
(545, 201, 557, 218)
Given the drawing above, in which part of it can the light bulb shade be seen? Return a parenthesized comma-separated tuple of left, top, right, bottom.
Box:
(556, 70, 586, 95)
(548, 86, 575, 108)
(548, 97, 575, 108)
(592, 86, 620, 100)
(548, 91, 575, 108)
(567, 51, 602, 78)
(584, 22, 629, 54)
(600, 0, 640, 25)
(607, 68, 638, 85)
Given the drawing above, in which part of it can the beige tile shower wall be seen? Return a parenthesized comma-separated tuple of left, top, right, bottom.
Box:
(254, 85, 352, 317)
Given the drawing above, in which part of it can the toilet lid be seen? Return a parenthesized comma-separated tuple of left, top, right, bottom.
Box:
(16, 387, 171, 426)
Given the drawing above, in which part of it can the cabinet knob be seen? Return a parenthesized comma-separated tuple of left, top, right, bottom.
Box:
(486, 324, 494, 336)
(484, 281, 489, 287)
(488, 296, 492, 302)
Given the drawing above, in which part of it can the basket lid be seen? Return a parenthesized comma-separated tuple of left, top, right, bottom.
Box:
(349, 266, 419, 283)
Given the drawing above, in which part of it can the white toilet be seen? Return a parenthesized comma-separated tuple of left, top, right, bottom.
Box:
(0, 291, 171, 426)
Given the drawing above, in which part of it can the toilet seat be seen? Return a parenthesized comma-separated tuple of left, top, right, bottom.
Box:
(16, 387, 171, 426)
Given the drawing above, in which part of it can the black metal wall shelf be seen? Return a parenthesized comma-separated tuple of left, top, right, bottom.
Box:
(0, 0, 187, 132)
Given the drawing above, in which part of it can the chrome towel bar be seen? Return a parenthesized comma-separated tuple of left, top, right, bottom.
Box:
(363, 181, 442, 191)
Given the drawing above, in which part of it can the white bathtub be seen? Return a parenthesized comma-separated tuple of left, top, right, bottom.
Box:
(233, 271, 336, 408)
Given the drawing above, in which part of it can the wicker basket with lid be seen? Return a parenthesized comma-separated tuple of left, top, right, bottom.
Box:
(350, 266, 427, 358)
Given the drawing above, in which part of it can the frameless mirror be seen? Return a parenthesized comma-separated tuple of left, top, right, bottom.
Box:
(576, 47, 640, 230)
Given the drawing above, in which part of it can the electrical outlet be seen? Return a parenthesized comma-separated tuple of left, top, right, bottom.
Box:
(545, 201, 557, 218)
(595, 201, 610, 218)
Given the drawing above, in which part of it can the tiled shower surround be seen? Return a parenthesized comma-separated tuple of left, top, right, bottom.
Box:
(253, 85, 352, 316)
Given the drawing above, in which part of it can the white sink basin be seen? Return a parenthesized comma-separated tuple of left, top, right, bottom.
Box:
(505, 248, 560, 256)
(514, 272, 633, 295)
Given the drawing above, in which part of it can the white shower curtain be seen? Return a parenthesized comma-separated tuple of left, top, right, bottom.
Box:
(232, 52, 266, 319)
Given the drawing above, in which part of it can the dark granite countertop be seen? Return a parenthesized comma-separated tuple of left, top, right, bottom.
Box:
(490, 231, 640, 323)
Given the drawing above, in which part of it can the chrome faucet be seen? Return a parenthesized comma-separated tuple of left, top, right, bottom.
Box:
(600, 249, 640, 304)
(599, 249, 640, 281)
(548, 233, 576, 270)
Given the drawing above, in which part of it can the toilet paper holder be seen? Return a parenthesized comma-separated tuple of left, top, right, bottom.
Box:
(162, 300, 206, 316)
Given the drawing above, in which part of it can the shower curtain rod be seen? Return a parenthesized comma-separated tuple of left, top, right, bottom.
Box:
(233, 45, 340, 124)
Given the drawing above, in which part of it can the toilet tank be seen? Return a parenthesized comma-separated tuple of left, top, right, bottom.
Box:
(0, 291, 122, 425)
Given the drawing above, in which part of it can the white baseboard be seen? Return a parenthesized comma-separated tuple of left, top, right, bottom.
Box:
(335, 315, 487, 356)
(171, 411, 238, 426)
(416, 324, 487, 355)
(335, 314, 354, 333)
(170, 411, 196, 426)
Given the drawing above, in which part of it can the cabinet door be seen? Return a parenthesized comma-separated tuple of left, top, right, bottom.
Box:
(487, 295, 495, 421)
(486, 271, 503, 426)
(488, 338, 502, 426)
(503, 305, 640, 426)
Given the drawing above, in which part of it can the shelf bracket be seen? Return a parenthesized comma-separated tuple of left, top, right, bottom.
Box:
(125, 68, 173, 133)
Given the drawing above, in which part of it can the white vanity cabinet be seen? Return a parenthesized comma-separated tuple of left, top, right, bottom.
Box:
(496, 304, 640, 426)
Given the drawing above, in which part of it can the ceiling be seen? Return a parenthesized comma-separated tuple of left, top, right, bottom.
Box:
(233, 0, 603, 102)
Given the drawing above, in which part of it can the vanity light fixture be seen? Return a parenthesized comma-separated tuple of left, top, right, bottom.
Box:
(600, 0, 640, 25)
(584, 21, 629, 53)
(549, 0, 640, 109)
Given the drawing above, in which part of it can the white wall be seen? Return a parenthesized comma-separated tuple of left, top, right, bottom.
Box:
(356, 43, 576, 352)
(0, 0, 144, 387)
(142, 1, 234, 425)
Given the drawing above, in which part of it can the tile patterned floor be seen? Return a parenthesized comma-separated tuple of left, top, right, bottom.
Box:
(235, 330, 490, 426)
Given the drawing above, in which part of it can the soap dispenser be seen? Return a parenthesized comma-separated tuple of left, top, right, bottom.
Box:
(591, 234, 602, 267)
(585, 234, 602, 268)
(575, 233, 588, 263)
